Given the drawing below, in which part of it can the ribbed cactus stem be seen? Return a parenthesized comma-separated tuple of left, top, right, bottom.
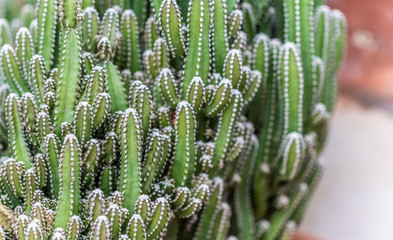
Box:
(1, 45, 29, 96)
(121, 10, 141, 74)
(182, 0, 211, 94)
(118, 108, 142, 214)
(283, 0, 315, 122)
(105, 61, 128, 113)
(5, 94, 31, 168)
(15, 28, 34, 82)
(279, 42, 304, 137)
(171, 101, 196, 187)
(36, 0, 57, 68)
(53, 134, 81, 230)
(211, 90, 243, 175)
(54, 28, 81, 135)
(159, 0, 185, 66)
(235, 135, 258, 240)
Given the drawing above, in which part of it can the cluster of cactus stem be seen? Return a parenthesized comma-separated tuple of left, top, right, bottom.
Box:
(0, 0, 346, 239)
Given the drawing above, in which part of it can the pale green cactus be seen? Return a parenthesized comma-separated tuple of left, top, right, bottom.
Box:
(0, 0, 346, 239)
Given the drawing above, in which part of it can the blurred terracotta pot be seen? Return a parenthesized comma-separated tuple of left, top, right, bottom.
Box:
(294, 233, 321, 240)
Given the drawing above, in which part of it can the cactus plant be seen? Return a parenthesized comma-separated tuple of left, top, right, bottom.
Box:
(0, 0, 346, 239)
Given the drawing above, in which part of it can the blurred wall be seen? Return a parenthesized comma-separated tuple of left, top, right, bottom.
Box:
(328, 0, 393, 99)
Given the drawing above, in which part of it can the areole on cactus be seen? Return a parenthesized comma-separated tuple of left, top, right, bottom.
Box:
(0, 0, 346, 239)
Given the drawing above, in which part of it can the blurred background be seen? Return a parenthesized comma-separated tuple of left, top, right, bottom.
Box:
(300, 0, 393, 239)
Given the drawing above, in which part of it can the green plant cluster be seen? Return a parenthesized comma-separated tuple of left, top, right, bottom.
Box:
(0, 0, 346, 239)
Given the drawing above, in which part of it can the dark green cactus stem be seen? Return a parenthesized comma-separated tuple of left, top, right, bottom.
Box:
(142, 130, 163, 193)
(210, 203, 232, 240)
(151, 0, 163, 19)
(262, 184, 308, 240)
(211, 90, 243, 175)
(100, 132, 117, 196)
(224, 49, 242, 90)
(193, 177, 224, 240)
(241, 3, 255, 41)
(130, 0, 146, 28)
(227, 0, 239, 15)
(81, 139, 101, 189)
(290, 160, 323, 223)
(314, 0, 325, 10)
(235, 135, 258, 240)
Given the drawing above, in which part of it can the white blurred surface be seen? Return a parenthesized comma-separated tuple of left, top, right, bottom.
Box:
(300, 97, 393, 240)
